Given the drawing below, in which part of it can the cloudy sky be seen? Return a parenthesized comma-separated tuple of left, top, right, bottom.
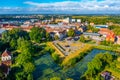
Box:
(0, 0, 120, 14)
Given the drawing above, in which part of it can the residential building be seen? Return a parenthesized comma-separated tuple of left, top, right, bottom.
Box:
(55, 31, 66, 40)
(83, 32, 105, 41)
(77, 19, 81, 23)
(63, 17, 70, 23)
(101, 71, 115, 80)
(1, 49, 12, 67)
(116, 36, 120, 44)
(78, 26, 87, 32)
(90, 22, 95, 26)
(71, 19, 81, 23)
(98, 28, 112, 37)
(71, 19, 75, 22)
(106, 32, 115, 42)
(98, 28, 115, 42)
(0, 49, 12, 77)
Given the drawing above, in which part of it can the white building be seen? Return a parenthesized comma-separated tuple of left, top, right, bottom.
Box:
(77, 19, 81, 23)
(63, 17, 70, 23)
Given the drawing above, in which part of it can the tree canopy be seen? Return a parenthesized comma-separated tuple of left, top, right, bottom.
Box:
(79, 35, 86, 43)
(67, 28, 75, 37)
(29, 27, 46, 43)
(2, 28, 29, 49)
(83, 52, 114, 79)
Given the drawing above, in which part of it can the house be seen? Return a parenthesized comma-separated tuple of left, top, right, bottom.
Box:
(55, 30, 66, 40)
(71, 19, 81, 23)
(21, 26, 33, 32)
(0, 49, 12, 77)
(75, 31, 82, 36)
(49, 32, 55, 39)
(99, 28, 115, 42)
(1, 23, 14, 28)
(98, 28, 112, 37)
(101, 71, 115, 80)
(45, 27, 67, 40)
(63, 17, 70, 23)
(1, 49, 12, 66)
(77, 19, 81, 23)
(83, 32, 105, 41)
(71, 19, 76, 22)
(78, 26, 87, 32)
(116, 36, 120, 44)
(106, 32, 115, 42)
(90, 22, 94, 26)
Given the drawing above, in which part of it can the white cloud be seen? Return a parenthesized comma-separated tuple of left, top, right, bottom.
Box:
(23, 0, 120, 13)
(0, 0, 120, 14)
(0, 7, 23, 11)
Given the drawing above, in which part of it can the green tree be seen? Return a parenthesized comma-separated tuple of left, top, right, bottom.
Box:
(50, 77, 61, 80)
(52, 53, 60, 63)
(0, 41, 9, 52)
(68, 58, 76, 66)
(83, 52, 114, 79)
(2, 28, 29, 50)
(113, 28, 120, 35)
(67, 28, 75, 37)
(10, 39, 17, 49)
(79, 35, 86, 43)
(2, 28, 29, 42)
(92, 28, 99, 33)
(17, 38, 33, 53)
(100, 40, 113, 46)
(46, 32, 52, 41)
(29, 27, 46, 43)
(87, 25, 99, 33)
(2, 30, 10, 42)
(16, 53, 32, 65)
(27, 74, 33, 80)
(0, 68, 5, 80)
(15, 71, 27, 80)
(23, 62, 35, 73)
(54, 35, 59, 40)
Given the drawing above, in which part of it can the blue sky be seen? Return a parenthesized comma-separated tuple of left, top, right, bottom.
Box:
(0, 0, 120, 14)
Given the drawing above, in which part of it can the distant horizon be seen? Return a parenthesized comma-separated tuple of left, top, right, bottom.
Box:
(0, 13, 120, 15)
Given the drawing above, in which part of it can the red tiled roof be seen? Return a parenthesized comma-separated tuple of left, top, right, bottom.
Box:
(46, 27, 66, 33)
(2, 49, 11, 57)
(98, 28, 114, 35)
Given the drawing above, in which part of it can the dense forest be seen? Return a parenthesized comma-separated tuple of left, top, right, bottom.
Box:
(0, 27, 52, 80)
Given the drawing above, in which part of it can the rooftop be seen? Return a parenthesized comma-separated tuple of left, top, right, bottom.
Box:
(95, 25, 108, 28)
(83, 32, 101, 36)
(1, 49, 11, 57)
